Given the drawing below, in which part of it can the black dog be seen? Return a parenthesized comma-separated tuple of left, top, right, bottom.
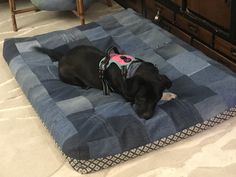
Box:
(35, 45, 172, 119)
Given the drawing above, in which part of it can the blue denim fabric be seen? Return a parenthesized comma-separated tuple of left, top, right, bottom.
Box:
(3, 9, 236, 161)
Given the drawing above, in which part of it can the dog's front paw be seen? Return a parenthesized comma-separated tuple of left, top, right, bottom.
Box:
(161, 92, 177, 101)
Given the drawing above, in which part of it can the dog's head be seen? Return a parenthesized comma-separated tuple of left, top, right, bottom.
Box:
(126, 74, 172, 119)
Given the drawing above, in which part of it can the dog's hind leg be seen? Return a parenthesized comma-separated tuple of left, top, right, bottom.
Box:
(59, 73, 89, 89)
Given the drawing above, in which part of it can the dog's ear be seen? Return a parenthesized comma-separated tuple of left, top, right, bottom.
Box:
(160, 75, 172, 89)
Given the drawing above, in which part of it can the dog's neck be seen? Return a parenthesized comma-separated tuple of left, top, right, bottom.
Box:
(126, 61, 142, 79)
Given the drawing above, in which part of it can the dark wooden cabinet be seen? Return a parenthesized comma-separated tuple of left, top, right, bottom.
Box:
(145, 0, 156, 19)
(186, 0, 231, 30)
(114, 0, 144, 14)
(126, 0, 143, 13)
(175, 14, 213, 45)
(114, 0, 236, 72)
(155, 0, 236, 71)
(171, 0, 182, 6)
(215, 36, 236, 62)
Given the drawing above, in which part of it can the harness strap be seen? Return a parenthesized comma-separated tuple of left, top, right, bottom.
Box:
(99, 57, 110, 95)
(101, 79, 110, 95)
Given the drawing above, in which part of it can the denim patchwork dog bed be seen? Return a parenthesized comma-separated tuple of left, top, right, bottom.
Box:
(3, 9, 236, 173)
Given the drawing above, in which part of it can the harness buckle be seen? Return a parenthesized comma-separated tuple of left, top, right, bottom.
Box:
(99, 61, 106, 79)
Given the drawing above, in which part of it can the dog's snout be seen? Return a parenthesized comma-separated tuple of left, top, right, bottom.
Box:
(140, 112, 153, 119)
(133, 104, 154, 119)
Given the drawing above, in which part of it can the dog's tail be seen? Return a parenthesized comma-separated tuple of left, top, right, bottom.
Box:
(34, 47, 62, 62)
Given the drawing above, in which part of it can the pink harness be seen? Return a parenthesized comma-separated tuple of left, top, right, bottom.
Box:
(99, 47, 142, 95)
(108, 54, 136, 69)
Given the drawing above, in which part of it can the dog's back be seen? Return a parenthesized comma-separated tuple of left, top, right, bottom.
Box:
(35, 45, 105, 88)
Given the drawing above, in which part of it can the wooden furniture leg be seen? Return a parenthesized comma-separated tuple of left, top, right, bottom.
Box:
(9, 0, 17, 31)
(8, 0, 38, 31)
(74, 0, 113, 25)
(75, 0, 85, 25)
